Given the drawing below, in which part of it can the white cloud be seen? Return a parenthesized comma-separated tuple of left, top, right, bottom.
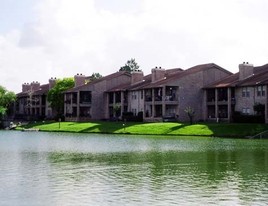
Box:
(1, 0, 268, 92)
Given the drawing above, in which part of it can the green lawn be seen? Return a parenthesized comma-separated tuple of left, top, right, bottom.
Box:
(16, 121, 268, 138)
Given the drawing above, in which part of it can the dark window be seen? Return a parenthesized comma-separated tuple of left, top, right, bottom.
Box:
(80, 91, 91, 104)
(257, 86, 265, 97)
(242, 87, 250, 97)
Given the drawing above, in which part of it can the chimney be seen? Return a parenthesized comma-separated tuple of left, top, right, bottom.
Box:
(22, 83, 31, 93)
(49, 77, 57, 89)
(131, 70, 144, 85)
(31, 81, 41, 91)
(239, 62, 254, 80)
(151, 67, 165, 83)
(74, 73, 86, 87)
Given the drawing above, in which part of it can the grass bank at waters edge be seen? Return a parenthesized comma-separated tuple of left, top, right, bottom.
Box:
(16, 121, 268, 138)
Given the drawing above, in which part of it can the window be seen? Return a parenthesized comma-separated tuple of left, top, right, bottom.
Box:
(141, 91, 143, 99)
(242, 87, 250, 97)
(132, 92, 137, 100)
(242, 108, 250, 115)
(257, 85, 266, 97)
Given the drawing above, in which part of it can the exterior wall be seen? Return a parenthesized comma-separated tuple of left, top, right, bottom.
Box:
(175, 68, 230, 121)
(239, 63, 254, 81)
(203, 68, 231, 86)
(17, 97, 27, 115)
(93, 74, 131, 119)
(129, 90, 144, 115)
(235, 86, 266, 115)
(175, 67, 231, 122)
(74, 74, 86, 87)
(16, 79, 56, 120)
(141, 66, 231, 122)
(45, 100, 54, 118)
(131, 71, 144, 84)
(152, 68, 165, 82)
(177, 72, 204, 122)
(64, 72, 131, 121)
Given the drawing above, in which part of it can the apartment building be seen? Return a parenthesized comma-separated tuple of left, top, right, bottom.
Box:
(63, 71, 131, 121)
(104, 64, 232, 122)
(16, 62, 268, 123)
(204, 62, 268, 123)
(15, 78, 57, 120)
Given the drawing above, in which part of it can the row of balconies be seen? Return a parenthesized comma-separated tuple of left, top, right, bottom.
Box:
(145, 95, 177, 102)
(65, 99, 92, 105)
(207, 97, 236, 105)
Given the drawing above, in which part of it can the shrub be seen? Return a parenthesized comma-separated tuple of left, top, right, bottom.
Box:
(122, 111, 143, 122)
(232, 111, 264, 123)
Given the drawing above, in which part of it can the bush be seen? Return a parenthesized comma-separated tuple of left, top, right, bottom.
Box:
(54, 114, 65, 122)
(122, 111, 143, 122)
(232, 111, 264, 123)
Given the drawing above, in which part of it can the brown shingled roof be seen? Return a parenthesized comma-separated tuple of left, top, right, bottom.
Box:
(142, 63, 231, 89)
(204, 73, 239, 88)
(17, 84, 49, 97)
(237, 70, 268, 87)
(65, 71, 131, 93)
(204, 63, 268, 88)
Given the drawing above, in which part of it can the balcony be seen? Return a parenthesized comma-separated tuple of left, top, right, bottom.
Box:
(79, 100, 91, 105)
(145, 96, 152, 102)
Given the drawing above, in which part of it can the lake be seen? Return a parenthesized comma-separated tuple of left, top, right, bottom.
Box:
(0, 131, 267, 205)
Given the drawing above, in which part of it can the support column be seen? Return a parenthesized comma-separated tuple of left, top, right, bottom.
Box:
(104, 92, 109, 119)
(70, 93, 73, 117)
(203, 89, 207, 121)
(64, 93, 67, 116)
(113, 92, 116, 117)
(266, 85, 268, 123)
(120, 91, 124, 117)
(227, 88, 232, 122)
(162, 86, 166, 117)
(152, 89, 155, 118)
(77, 91, 80, 119)
(142, 90, 146, 119)
(215, 89, 218, 120)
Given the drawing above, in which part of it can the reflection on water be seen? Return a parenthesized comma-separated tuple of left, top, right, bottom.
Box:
(0, 131, 267, 206)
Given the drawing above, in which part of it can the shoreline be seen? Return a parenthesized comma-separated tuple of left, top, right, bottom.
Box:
(13, 121, 268, 139)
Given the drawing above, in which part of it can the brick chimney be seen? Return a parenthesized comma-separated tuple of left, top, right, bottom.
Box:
(74, 73, 86, 87)
(31, 81, 41, 91)
(22, 83, 31, 92)
(239, 62, 254, 80)
(131, 70, 144, 85)
(151, 67, 165, 83)
(49, 77, 57, 89)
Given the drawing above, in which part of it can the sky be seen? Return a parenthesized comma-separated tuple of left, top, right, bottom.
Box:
(1, 0, 268, 93)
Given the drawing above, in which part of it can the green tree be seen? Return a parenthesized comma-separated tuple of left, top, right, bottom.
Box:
(0, 86, 16, 119)
(89, 73, 102, 81)
(184, 106, 195, 124)
(119, 58, 140, 72)
(47, 78, 74, 117)
(113, 103, 121, 118)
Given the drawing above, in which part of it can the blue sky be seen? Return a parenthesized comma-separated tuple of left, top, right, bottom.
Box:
(1, 0, 268, 92)
(0, 0, 36, 32)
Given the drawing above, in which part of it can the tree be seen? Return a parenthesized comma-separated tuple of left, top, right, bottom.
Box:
(89, 73, 102, 81)
(0, 86, 16, 119)
(47, 78, 74, 117)
(113, 103, 121, 118)
(254, 103, 265, 115)
(119, 58, 140, 73)
(184, 106, 195, 124)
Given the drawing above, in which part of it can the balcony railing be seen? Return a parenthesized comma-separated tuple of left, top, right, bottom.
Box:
(80, 100, 91, 104)
(165, 95, 176, 101)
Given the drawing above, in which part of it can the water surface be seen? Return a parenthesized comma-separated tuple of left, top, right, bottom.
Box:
(0, 131, 267, 205)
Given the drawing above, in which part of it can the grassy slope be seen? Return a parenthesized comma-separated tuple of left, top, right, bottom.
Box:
(17, 121, 268, 138)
